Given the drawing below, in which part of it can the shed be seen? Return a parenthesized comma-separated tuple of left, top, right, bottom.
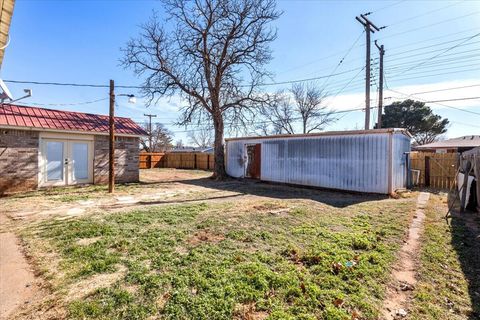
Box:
(225, 129, 411, 195)
(0, 103, 147, 195)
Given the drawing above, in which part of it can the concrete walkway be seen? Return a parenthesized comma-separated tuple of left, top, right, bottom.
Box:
(382, 192, 430, 319)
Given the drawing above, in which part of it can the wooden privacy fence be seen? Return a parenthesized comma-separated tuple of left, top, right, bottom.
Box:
(139, 152, 214, 171)
(410, 152, 459, 189)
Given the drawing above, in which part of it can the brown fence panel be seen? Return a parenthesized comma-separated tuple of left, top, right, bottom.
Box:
(410, 152, 458, 189)
(139, 152, 213, 171)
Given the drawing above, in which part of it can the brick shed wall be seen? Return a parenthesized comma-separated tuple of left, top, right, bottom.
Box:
(0, 129, 39, 195)
(94, 135, 140, 184)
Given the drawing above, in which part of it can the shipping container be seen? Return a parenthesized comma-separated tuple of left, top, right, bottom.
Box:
(225, 129, 411, 194)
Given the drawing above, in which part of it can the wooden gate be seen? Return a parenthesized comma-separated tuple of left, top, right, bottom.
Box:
(410, 152, 458, 189)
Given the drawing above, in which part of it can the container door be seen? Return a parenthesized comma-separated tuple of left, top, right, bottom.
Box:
(246, 144, 261, 179)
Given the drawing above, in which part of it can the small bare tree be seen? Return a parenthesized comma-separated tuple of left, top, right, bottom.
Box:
(188, 127, 214, 148)
(140, 123, 173, 152)
(291, 82, 336, 134)
(260, 82, 336, 134)
(122, 0, 280, 179)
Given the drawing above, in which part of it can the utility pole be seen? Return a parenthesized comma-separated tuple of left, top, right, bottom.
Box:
(109, 79, 115, 193)
(144, 113, 157, 152)
(375, 40, 385, 129)
(356, 13, 380, 130)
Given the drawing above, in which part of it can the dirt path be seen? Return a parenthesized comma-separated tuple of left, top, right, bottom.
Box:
(382, 192, 430, 319)
(0, 232, 38, 319)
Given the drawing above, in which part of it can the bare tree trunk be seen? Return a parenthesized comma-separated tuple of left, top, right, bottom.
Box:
(212, 111, 227, 179)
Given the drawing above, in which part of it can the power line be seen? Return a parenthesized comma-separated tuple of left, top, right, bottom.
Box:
(400, 84, 480, 96)
(387, 37, 480, 59)
(386, 55, 480, 71)
(385, 86, 480, 116)
(371, 0, 406, 13)
(386, 61, 480, 78)
(377, 11, 480, 41)
(385, 44, 480, 63)
(400, 32, 480, 74)
(423, 97, 480, 104)
(386, 67, 480, 83)
(386, 1, 462, 27)
(318, 31, 365, 91)
(28, 97, 108, 106)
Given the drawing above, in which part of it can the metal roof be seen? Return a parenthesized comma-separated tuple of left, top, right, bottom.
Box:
(0, 103, 147, 136)
(225, 128, 411, 142)
(415, 136, 480, 149)
(0, 0, 15, 66)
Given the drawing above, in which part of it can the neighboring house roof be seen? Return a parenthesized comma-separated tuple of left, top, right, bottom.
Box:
(0, 103, 147, 136)
(415, 135, 480, 149)
(0, 0, 15, 66)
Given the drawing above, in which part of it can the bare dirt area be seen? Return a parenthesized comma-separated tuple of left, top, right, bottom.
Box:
(0, 168, 418, 319)
(0, 232, 39, 319)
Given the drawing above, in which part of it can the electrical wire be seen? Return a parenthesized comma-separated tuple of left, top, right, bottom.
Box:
(385, 85, 480, 116)
(400, 32, 480, 74)
(27, 97, 108, 106)
(400, 84, 480, 96)
(377, 11, 480, 41)
(385, 1, 462, 27)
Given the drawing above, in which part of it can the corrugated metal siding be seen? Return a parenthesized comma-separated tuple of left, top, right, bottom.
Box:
(392, 133, 411, 190)
(225, 131, 411, 194)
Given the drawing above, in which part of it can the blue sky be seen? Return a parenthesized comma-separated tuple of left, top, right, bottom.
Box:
(2, 0, 480, 142)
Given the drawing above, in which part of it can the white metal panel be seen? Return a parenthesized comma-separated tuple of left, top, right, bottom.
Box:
(392, 133, 411, 190)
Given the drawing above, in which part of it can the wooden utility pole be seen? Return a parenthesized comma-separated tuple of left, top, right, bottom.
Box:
(356, 13, 380, 130)
(109, 79, 115, 193)
(144, 113, 157, 152)
(375, 40, 385, 128)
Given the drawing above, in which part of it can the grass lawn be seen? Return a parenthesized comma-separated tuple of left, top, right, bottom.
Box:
(20, 193, 416, 320)
(409, 194, 480, 320)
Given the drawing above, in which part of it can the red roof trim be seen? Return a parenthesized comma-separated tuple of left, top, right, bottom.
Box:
(0, 103, 147, 136)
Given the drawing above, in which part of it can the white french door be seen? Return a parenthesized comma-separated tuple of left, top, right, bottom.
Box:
(40, 139, 93, 187)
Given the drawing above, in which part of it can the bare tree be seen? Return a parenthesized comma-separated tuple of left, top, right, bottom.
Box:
(291, 82, 335, 134)
(140, 123, 173, 152)
(188, 127, 214, 148)
(259, 92, 295, 134)
(259, 83, 336, 134)
(122, 0, 281, 179)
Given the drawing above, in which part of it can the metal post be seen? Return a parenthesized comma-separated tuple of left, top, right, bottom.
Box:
(144, 113, 157, 152)
(375, 40, 385, 128)
(109, 80, 115, 193)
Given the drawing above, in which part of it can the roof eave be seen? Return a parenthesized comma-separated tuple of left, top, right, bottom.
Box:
(0, 124, 147, 138)
(225, 128, 412, 142)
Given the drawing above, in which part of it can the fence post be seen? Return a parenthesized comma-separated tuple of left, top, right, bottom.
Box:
(194, 154, 197, 169)
(207, 154, 210, 170)
(460, 160, 472, 213)
(425, 156, 430, 187)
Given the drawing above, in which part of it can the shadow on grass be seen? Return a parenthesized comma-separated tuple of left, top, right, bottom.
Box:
(163, 176, 389, 208)
(448, 192, 480, 319)
(2, 170, 390, 209)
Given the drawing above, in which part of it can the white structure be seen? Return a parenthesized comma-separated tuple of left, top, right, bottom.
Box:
(225, 129, 411, 195)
